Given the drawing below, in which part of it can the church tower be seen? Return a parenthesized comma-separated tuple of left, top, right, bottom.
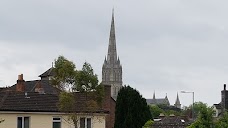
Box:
(102, 11, 122, 100)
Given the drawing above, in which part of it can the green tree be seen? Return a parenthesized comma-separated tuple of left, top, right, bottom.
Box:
(75, 62, 99, 92)
(52, 56, 104, 128)
(114, 86, 152, 128)
(149, 105, 163, 119)
(143, 119, 154, 128)
(51, 55, 76, 90)
(188, 103, 214, 128)
(215, 111, 228, 128)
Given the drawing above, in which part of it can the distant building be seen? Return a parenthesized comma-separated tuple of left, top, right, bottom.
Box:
(102, 12, 122, 100)
(146, 92, 181, 111)
(146, 92, 170, 106)
(213, 84, 228, 118)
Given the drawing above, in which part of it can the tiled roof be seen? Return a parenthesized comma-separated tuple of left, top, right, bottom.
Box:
(0, 92, 59, 112)
(9, 80, 60, 94)
(0, 89, 108, 114)
(214, 103, 222, 109)
(39, 68, 55, 78)
(153, 116, 191, 128)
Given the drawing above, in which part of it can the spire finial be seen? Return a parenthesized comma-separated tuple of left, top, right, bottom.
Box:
(112, 7, 114, 16)
(165, 93, 168, 99)
(153, 91, 156, 100)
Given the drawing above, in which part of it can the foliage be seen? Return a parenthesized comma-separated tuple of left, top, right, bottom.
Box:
(94, 84, 105, 107)
(182, 102, 208, 118)
(149, 105, 181, 119)
(215, 111, 228, 128)
(149, 105, 163, 118)
(58, 92, 75, 112)
(53, 56, 104, 128)
(114, 86, 152, 128)
(75, 62, 99, 92)
(51, 56, 76, 90)
(143, 119, 154, 128)
(188, 103, 214, 128)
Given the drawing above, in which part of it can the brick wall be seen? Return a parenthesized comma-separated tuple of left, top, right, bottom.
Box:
(103, 85, 116, 128)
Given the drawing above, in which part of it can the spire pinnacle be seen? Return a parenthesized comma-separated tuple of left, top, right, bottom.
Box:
(153, 91, 156, 100)
(175, 92, 180, 105)
(107, 10, 117, 65)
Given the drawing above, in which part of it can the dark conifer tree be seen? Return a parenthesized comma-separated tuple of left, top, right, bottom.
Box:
(114, 86, 152, 128)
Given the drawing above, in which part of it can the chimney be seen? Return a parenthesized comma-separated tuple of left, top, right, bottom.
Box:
(102, 85, 111, 110)
(16, 74, 25, 92)
(224, 84, 226, 90)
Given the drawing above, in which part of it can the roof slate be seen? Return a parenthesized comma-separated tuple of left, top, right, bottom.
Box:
(39, 68, 55, 78)
(9, 80, 60, 94)
(0, 92, 59, 112)
(0, 87, 108, 114)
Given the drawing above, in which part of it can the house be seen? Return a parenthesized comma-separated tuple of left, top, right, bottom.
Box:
(213, 84, 228, 118)
(0, 74, 115, 128)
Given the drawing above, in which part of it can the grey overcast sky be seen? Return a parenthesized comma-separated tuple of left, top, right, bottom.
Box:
(0, 0, 228, 107)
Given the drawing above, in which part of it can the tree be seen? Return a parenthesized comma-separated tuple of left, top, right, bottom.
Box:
(215, 111, 228, 128)
(188, 103, 214, 128)
(52, 56, 104, 128)
(149, 105, 163, 119)
(143, 119, 154, 128)
(75, 62, 99, 92)
(114, 86, 152, 128)
(51, 56, 76, 90)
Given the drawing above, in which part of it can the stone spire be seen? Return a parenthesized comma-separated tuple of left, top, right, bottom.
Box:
(102, 10, 122, 100)
(174, 93, 181, 109)
(153, 91, 156, 100)
(107, 11, 117, 65)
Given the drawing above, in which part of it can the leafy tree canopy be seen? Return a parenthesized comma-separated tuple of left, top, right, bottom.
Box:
(51, 56, 76, 90)
(188, 103, 214, 128)
(143, 119, 154, 128)
(215, 111, 228, 128)
(114, 86, 152, 128)
(51, 56, 104, 128)
(75, 62, 98, 92)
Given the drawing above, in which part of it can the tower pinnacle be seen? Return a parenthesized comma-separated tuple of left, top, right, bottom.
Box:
(107, 11, 117, 65)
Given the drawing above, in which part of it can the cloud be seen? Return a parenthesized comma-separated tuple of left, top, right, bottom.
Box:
(1, 0, 228, 106)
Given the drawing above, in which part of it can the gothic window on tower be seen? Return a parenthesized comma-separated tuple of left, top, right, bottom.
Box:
(114, 87, 116, 95)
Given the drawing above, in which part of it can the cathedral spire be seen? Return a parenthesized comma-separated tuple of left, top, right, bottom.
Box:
(175, 92, 181, 109)
(102, 10, 122, 100)
(107, 10, 117, 65)
(153, 91, 156, 100)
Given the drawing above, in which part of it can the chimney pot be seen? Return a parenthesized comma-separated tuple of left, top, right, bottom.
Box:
(224, 84, 226, 90)
(18, 74, 23, 80)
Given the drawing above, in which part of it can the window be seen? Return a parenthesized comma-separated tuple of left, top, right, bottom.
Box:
(17, 117, 30, 128)
(53, 117, 61, 128)
(80, 117, 91, 128)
